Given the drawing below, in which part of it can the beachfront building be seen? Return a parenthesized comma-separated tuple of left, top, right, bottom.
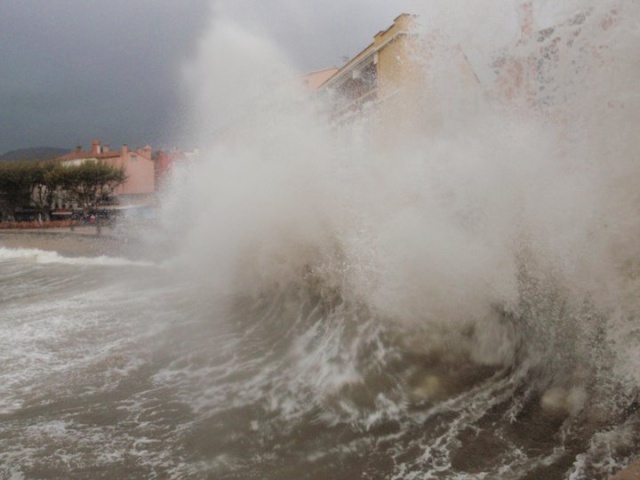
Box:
(317, 14, 481, 148)
(153, 147, 200, 189)
(488, 2, 625, 159)
(55, 139, 155, 208)
(302, 67, 340, 92)
(490, 2, 621, 114)
(154, 149, 185, 188)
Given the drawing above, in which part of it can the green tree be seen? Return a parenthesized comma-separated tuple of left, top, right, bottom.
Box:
(0, 159, 126, 231)
(31, 162, 61, 221)
(47, 161, 126, 234)
(0, 161, 38, 219)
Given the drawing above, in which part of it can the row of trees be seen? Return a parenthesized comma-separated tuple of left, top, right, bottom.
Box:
(0, 160, 126, 221)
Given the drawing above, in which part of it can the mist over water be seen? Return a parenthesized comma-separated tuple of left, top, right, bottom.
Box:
(159, 0, 640, 476)
(171, 0, 639, 355)
(2, 1, 640, 478)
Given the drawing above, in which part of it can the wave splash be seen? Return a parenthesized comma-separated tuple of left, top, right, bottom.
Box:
(0, 246, 154, 267)
(157, 1, 640, 477)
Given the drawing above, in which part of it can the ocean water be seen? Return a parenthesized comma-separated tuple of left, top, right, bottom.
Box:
(2, 1, 640, 478)
(1, 243, 637, 480)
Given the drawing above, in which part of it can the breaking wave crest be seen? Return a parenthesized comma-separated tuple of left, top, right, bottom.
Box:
(155, 1, 640, 477)
(0, 247, 155, 267)
(4, 1, 636, 478)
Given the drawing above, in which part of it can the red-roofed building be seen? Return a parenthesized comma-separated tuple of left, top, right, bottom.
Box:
(56, 139, 155, 205)
(153, 149, 188, 188)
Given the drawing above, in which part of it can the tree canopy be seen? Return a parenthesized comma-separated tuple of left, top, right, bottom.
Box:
(0, 161, 41, 217)
(48, 161, 126, 213)
(0, 160, 126, 219)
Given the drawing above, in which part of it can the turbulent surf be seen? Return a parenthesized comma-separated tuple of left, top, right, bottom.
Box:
(2, 1, 640, 478)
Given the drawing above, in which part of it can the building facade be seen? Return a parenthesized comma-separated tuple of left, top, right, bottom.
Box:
(318, 14, 480, 148)
(490, 3, 621, 114)
(56, 139, 155, 206)
(302, 67, 340, 92)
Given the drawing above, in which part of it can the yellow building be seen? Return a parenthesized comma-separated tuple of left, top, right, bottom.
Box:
(318, 14, 480, 149)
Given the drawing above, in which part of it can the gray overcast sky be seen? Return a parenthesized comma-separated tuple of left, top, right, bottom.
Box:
(2, 0, 567, 155)
(0, 0, 211, 154)
(0, 0, 423, 154)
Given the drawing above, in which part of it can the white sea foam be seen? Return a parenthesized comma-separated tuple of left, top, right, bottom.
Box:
(3, 1, 638, 478)
(156, 1, 640, 477)
(0, 247, 155, 267)
(162, 0, 640, 379)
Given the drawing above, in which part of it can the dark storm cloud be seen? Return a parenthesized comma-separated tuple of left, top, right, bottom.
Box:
(0, 0, 211, 154)
(0, 0, 421, 154)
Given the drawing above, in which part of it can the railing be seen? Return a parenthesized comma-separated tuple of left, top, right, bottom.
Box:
(331, 88, 379, 119)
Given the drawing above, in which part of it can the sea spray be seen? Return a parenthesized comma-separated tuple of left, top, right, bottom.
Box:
(5, 2, 639, 478)
(156, 1, 640, 477)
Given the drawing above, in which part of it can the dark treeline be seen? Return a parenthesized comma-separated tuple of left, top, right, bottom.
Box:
(0, 160, 126, 221)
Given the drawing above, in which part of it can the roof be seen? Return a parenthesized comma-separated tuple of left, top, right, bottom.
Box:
(318, 13, 416, 90)
(302, 67, 340, 91)
(57, 150, 121, 162)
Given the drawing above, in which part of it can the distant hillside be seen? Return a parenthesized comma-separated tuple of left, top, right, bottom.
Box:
(0, 147, 71, 162)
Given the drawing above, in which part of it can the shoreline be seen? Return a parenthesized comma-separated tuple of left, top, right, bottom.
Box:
(1, 230, 638, 480)
(0, 226, 149, 259)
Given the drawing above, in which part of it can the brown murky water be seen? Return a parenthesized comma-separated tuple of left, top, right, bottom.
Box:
(0, 241, 638, 479)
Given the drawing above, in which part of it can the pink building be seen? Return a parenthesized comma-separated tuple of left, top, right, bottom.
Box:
(301, 67, 339, 92)
(57, 139, 155, 204)
(153, 149, 186, 187)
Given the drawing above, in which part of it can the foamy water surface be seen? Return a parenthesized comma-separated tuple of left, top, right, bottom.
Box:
(3, 0, 640, 478)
